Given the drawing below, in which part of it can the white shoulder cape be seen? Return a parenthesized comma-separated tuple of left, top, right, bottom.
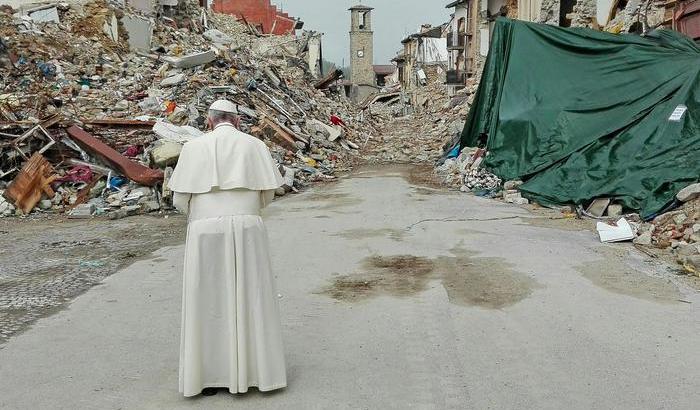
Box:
(168, 124, 284, 194)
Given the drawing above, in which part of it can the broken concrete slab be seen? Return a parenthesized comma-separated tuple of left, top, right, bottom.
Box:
(607, 204, 623, 217)
(634, 231, 653, 246)
(237, 105, 258, 119)
(677, 183, 700, 202)
(513, 197, 529, 205)
(152, 122, 203, 143)
(38, 199, 52, 210)
(503, 180, 523, 190)
(121, 14, 153, 51)
(204, 29, 233, 45)
(504, 191, 522, 203)
(127, 0, 155, 14)
(141, 200, 161, 213)
(102, 13, 119, 42)
(27, 6, 60, 24)
(162, 50, 216, 69)
(68, 203, 95, 219)
(307, 119, 341, 142)
(586, 198, 611, 218)
(108, 204, 141, 220)
(160, 73, 186, 87)
(150, 140, 183, 168)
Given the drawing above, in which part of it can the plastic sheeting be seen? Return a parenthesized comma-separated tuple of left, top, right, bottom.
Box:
(461, 18, 700, 219)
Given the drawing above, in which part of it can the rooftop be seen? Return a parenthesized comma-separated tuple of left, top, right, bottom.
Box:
(445, 0, 468, 8)
(349, 4, 374, 11)
(373, 65, 396, 75)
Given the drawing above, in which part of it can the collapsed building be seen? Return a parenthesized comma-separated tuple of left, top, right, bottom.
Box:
(0, 0, 384, 219)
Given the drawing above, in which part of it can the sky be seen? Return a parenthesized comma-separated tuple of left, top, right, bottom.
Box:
(275, 0, 451, 67)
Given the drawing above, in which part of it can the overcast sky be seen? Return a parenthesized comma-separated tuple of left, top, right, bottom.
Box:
(276, 0, 451, 66)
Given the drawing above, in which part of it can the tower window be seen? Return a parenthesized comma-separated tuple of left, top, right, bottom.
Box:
(359, 11, 367, 30)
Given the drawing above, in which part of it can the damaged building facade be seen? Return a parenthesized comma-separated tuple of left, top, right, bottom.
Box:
(395, 24, 449, 92)
(211, 0, 303, 35)
(442, 0, 688, 94)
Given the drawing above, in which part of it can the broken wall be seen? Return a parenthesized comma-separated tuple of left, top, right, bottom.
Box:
(307, 33, 322, 78)
(606, 0, 666, 33)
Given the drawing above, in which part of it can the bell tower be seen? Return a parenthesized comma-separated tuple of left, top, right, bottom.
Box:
(349, 4, 375, 85)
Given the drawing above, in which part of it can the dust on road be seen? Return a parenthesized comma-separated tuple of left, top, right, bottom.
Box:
(575, 247, 682, 303)
(0, 214, 186, 344)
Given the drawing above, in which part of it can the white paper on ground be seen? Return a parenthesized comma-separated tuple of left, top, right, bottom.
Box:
(596, 217, 635, 243)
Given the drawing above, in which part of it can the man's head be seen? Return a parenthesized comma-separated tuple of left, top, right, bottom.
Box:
(207, 99, 240, 130)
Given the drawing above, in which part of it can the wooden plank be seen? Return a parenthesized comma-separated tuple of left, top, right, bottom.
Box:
(252, 117, 298, 151)
(82, 119, 156, 127)
(66, 126, 164, 186)
(3, 153, 57, 214)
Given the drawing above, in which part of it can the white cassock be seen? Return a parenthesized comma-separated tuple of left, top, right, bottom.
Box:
(168, 122, 286, 397)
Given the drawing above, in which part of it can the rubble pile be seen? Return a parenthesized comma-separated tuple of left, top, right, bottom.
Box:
(363, 79, 475, 164)
(436, 146, 504, 197)
(632, 184, 700, 275)
(0, 0, 384, 218)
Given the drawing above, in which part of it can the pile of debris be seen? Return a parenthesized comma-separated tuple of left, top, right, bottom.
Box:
(0, 0, 384, 218)
(436, 147, 506, 198)
(632, 184, 700, 273)
(362, 79, 475, 164)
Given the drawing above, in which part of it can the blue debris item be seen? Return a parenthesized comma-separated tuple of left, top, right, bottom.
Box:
(447, 145, 460, 159)
(108, 176, 127, 191)
(37, 61, 57, 79)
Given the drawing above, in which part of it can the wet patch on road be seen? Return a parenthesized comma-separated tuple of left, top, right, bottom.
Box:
(575, 253, 681, 303)
(332, 228, 407, 242)
(319, 248, 540, 309)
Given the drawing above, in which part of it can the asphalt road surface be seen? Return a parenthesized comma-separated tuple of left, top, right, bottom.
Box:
(1, 166, 699, 410)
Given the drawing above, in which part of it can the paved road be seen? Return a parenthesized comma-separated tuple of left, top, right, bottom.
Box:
(1, 166, 699, 410)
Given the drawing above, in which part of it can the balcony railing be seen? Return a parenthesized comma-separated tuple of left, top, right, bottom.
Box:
(446, 70, 467, 85)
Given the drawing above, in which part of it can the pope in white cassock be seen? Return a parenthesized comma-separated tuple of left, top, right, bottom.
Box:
(168, 99, 287, 397)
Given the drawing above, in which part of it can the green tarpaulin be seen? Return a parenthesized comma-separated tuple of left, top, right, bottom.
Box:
(461, 18, 700, 219)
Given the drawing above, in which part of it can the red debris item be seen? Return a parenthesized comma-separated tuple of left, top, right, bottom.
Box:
(123, 145, 143, 158)
(55, 166, 93, 183)
(66, 125, 164, 186)
(165, 101, 177, 114)
(330, 115, 346, 127)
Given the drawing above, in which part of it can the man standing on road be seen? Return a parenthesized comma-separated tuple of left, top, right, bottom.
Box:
(168, 99, 287, 397)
